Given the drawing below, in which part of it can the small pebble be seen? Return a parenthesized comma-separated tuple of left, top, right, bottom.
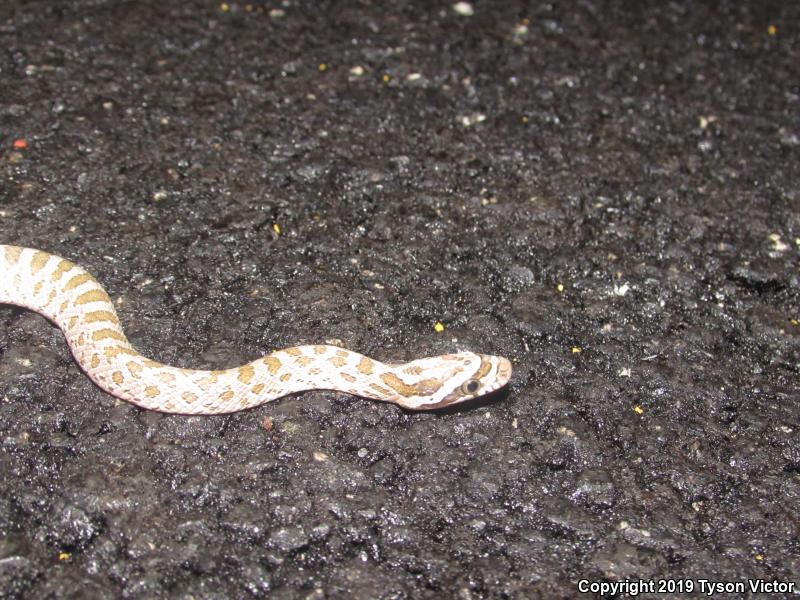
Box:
(453, 2, 474, 16)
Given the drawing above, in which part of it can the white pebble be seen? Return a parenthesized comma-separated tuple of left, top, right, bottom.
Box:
(452, 2, 474, 16)
(457, 113, 486, 127)
(613, 282, 630, 296)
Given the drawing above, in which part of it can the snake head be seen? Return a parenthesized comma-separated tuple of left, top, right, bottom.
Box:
(391, 352, 512, 410)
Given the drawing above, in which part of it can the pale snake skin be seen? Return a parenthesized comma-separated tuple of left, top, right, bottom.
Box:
(0, 246, 512, 414)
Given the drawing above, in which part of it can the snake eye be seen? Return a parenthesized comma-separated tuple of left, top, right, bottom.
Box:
(462, 379, 481, 395)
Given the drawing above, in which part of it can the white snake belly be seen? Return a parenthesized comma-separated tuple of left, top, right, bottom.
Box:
(0, 246, 512, 414)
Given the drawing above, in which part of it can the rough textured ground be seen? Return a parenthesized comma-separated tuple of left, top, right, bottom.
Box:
(1, 1, 798, 598)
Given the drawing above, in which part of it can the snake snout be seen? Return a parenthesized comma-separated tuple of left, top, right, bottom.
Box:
(493, 356, 513, 389)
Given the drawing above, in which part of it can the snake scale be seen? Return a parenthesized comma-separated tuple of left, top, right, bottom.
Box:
(0, 245, 512, 414)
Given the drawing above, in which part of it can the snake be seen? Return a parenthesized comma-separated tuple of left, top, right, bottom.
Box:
(0, 245, 512, 414)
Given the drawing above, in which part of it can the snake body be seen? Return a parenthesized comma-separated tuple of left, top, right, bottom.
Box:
(0, 245, 512, 414)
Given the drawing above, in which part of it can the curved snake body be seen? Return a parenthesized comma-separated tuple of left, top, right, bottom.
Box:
(0, 246, 511, 414)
